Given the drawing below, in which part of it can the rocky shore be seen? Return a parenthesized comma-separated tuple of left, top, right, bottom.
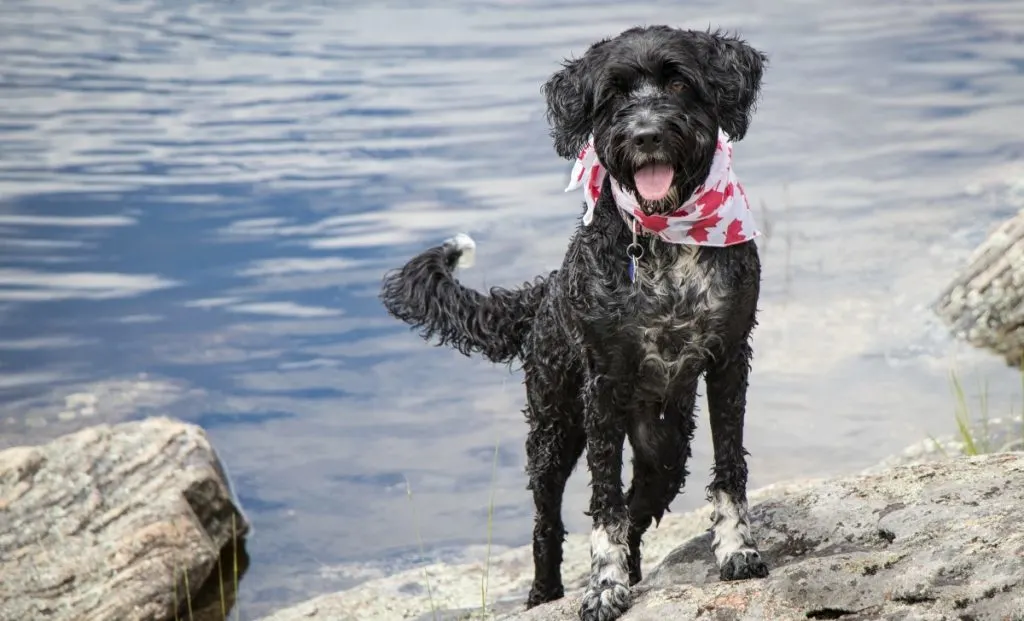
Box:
(258, 452, 1024, 621)
(2, 417, 1022, 621)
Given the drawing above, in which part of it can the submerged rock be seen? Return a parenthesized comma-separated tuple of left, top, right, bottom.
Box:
(259, 453, 1024, 621)
(0, 417, 249, 621)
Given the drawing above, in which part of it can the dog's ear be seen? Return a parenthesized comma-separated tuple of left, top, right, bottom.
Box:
(541, 40, 610, 159)
(692, 30, 768, 141)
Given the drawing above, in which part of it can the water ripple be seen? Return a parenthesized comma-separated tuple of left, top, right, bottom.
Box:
(2, 0, 1024, 617)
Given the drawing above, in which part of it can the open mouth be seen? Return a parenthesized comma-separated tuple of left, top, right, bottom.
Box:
(633, 163, 675, 201)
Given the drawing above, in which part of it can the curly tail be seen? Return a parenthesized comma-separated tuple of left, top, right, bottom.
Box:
(379, 234, 550, 364)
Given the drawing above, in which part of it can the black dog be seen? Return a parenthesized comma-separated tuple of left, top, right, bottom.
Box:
(380, 25, 769, 621)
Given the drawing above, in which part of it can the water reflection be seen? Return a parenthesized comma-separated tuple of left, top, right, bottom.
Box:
(1, 0, 1024, 617)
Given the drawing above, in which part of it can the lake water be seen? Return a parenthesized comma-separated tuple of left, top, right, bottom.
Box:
(2, 0, 1024, 617)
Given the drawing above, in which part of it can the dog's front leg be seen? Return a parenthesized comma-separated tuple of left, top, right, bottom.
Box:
(705, 340, 770, 581)
(578, 375, 632, 621)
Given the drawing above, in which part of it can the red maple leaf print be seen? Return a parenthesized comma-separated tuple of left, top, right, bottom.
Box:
(724, 218, 746, 245)
(696, 183, 733, 216)
(737, 183, 750, 209)
(695, 190, 722, 216)
(687, 213, 722, 243)
(638, 214, 669, 233)
(587, 164, 602, 202)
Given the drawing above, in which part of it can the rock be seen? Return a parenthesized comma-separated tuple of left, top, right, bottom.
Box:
(862, 416, 1024, 475)
(0, 417, 249, 621)
(257, 454, 1024, 621)
(933, 206, 1024, 368)
(251, 480, 817, 621)
(500, 453, 1024, 621)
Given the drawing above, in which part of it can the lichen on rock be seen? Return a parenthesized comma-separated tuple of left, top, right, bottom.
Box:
(258, 453, 1024, 621)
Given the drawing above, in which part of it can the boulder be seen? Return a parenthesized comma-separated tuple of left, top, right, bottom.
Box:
(0, 417, 249, 621)
(257, 453, 1024, 621)
(501, 453, 1024, 621)
(933, 206, 1024, 368)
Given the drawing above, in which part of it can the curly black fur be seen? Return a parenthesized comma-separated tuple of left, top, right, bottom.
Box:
(380, 25, 769, 621)
(380, 240, 552, 363)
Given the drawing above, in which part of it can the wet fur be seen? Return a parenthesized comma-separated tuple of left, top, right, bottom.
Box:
(380, 26, 769, 621)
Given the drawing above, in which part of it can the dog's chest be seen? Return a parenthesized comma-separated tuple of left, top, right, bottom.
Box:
(632, 246, 726, 373)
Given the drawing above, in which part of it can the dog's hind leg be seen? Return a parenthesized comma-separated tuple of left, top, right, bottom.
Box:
(524, 379, 586, 608)
(624, 377, 699, 585)
(705, 339, 769, 581)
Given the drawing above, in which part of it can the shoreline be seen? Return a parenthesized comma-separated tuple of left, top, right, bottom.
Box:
(258, 416, 1024, 621)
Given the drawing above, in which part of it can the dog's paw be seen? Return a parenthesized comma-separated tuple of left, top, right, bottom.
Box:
(578, 580, 631, 621)
(526, 584, 564, 609)
(719, 549, 770, 581)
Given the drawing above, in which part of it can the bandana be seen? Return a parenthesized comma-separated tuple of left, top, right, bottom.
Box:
(563, 129, 760, 247)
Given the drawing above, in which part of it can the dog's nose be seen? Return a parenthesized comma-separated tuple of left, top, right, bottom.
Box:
(632, 130, 662, 153)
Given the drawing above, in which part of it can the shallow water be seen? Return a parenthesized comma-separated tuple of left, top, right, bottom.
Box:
(2, 0, 1024, 617)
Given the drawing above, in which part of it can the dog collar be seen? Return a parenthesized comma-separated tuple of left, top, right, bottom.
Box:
(563, 129, 761, 247)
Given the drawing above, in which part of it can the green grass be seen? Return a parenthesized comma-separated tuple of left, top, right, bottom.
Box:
(946, 358, 1024, 456)
(173, 513, 245, 621)
(183, 567, 194, 621)
(218, 540, 227, 620)
(949, 368, 982, 454)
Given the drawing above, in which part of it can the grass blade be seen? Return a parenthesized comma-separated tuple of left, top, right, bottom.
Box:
(926, 434, 949, 458)
(183, 566, 194, 621)
(949, 369, 978, 455)
(174, 566, 181, 621)
(218, 543, 227, 621)
(405, 477, 438, 621)
(482, 434, 501, 616)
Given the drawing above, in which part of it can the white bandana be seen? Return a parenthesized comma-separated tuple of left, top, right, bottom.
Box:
(564, 129, 760, 247)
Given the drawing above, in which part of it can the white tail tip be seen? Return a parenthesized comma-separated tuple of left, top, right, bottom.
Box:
(446, 233, 476, 268)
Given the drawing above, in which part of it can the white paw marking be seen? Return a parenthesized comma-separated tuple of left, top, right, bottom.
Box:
(590, 525, 629, 586)
(581, 527, 633, 621)
(711, 490, 756, 566)
(445, 232, 476, 268)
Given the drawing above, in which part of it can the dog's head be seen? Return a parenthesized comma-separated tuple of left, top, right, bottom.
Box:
(542, 26, 767, 213)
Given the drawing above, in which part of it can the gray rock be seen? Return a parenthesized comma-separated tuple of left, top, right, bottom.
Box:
(862, 416, 1024, 475)
(933, 206, 1024, 368)
(255, 478, 817, 621)
(255, 453, 1024, 621)
(499, 453, 1024, 621)
(0, 417, 249, 621)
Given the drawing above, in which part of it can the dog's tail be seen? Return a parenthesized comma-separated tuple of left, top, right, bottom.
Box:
(380, 233, 551, 364)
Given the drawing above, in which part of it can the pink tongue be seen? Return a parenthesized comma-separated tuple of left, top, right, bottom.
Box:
(634, 164, 674, 201)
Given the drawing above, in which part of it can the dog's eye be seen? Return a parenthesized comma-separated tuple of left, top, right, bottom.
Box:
(667, 80, 688, 94)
